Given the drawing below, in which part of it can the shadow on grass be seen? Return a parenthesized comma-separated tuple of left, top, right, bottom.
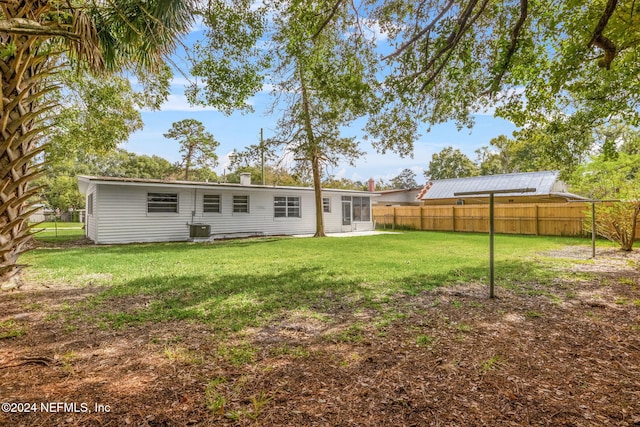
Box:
(77, 257, 551, 332)
(47, 237, 286, 254)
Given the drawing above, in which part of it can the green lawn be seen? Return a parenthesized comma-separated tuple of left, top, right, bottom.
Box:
(29, 222, 84, 243)
(31, 221, 84, 229)
(22, 232, 595, 333)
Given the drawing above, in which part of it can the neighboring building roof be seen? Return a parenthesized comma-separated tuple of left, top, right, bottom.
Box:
(377, 188, 423, 195)
(374, 188, 424, 205)
(77, 175, 379, 196)
(417, 171, 586, 201)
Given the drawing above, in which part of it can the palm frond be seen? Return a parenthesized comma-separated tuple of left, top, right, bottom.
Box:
(90, 0, 195, 73)
(70, 9, 105, 73)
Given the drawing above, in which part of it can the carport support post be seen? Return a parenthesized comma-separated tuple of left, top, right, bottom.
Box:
(569, 198, 619, 259)
(591, 202, 596, 258)
(454, 187, 536, 299)
(489, 193, 495, 298)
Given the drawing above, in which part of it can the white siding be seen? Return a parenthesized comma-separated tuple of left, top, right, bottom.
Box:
(195, 188, 317, 237)
(320, 194, 343, 233)
(85, 183, 98, 242)
(84, 179, 376, 244)
(93, 184, 193, 244)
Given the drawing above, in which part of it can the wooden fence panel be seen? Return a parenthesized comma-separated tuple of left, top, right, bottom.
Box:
(394, 206, 422, 230)
(536, 203, 586, 236)
(372, 202, 599, 237)
(422, 206, 455, 231)
(454, 205, 488, 233)
(371, 202, 640, 238)
(372, 206, 395, 229)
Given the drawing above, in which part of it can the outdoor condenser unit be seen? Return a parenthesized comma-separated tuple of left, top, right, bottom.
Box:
(189, 223, 211, 238)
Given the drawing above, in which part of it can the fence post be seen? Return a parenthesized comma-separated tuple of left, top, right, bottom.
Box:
(452, 206, 456, 232)
(392, 207, 396, 230)
(535, 204, 539, 236)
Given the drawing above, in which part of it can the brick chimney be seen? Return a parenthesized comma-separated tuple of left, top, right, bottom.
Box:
(368, 178, 375, 192)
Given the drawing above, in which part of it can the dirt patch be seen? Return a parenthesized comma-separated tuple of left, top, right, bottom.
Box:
(1, 247, 640, 426)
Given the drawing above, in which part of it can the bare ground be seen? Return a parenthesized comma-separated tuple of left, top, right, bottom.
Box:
(1, 246, 640, 426)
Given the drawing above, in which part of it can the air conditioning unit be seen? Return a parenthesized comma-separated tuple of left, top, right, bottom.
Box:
(189, 223, 211, 238)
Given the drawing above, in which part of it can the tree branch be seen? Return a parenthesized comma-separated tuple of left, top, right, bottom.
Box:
(588, 0, 619, 69)
(485, 0, 528, 96)
(411, 0, 489, 90)
(311, 0, 344, 40)
(384, 0, 455, 61)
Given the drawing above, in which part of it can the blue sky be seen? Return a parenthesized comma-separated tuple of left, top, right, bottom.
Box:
(124, 16, 518, 185)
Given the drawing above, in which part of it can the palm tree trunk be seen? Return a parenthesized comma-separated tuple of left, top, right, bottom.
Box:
(0, 0, 193, 287)
(0, 7, 52, 285)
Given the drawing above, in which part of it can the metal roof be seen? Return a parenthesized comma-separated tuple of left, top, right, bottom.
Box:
(418, 171, 578, 200)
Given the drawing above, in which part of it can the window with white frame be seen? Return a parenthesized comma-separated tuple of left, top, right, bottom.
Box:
(232, 195, 249, 213)
(147, 193, 178, 213)
(322, 197, 331, 213)
(274, 196, 301, 218)
(203, 194, 221, 213)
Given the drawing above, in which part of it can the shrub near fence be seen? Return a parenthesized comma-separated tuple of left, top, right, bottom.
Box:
(372, 202, 637, 237)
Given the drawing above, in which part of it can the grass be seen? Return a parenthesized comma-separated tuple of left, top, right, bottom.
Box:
(30, 221, 85, 244)
(416, 334, 435, 347)
(217, 343, 258, 366)
(21, 231, 589, 333)
(31, 222, 84, 229)
(165, 345, 203, 365)
(524, 310, 544, 318)
(0, 320, 26, 339)
(481, 355, 506, 372)
(205, 377, 227, 414)
(331, 322, 365, 343)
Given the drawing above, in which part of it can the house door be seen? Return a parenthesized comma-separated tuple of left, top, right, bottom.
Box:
(342, 199, 352, 231)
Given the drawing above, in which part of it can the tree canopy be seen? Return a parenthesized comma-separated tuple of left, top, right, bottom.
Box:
(569, 152, 640, 250)
(368, 0, 640, 156)
(390, 168, 420, 189)
(164, 119, 219, 180)
(192, 0, 378, 236)
(36, 149, 186, 213)
(425, 146, 479, 180)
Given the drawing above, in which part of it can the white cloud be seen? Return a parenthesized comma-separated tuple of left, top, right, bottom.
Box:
(362, 19, 389, 43)
(328, 167, 347, 179)
(214, 150, 239, 175)
(260, 83, 276, 93)
(349, 171, 364, 181)
(189, 15, 207, 33)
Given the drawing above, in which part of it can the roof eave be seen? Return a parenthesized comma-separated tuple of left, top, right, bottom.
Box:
(76, 175, 380, 196)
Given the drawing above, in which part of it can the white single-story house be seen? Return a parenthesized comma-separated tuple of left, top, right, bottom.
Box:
(77, 174, 379, 244)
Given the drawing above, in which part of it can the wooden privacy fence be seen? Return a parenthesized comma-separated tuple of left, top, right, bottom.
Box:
(372, 203, 639, 237)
